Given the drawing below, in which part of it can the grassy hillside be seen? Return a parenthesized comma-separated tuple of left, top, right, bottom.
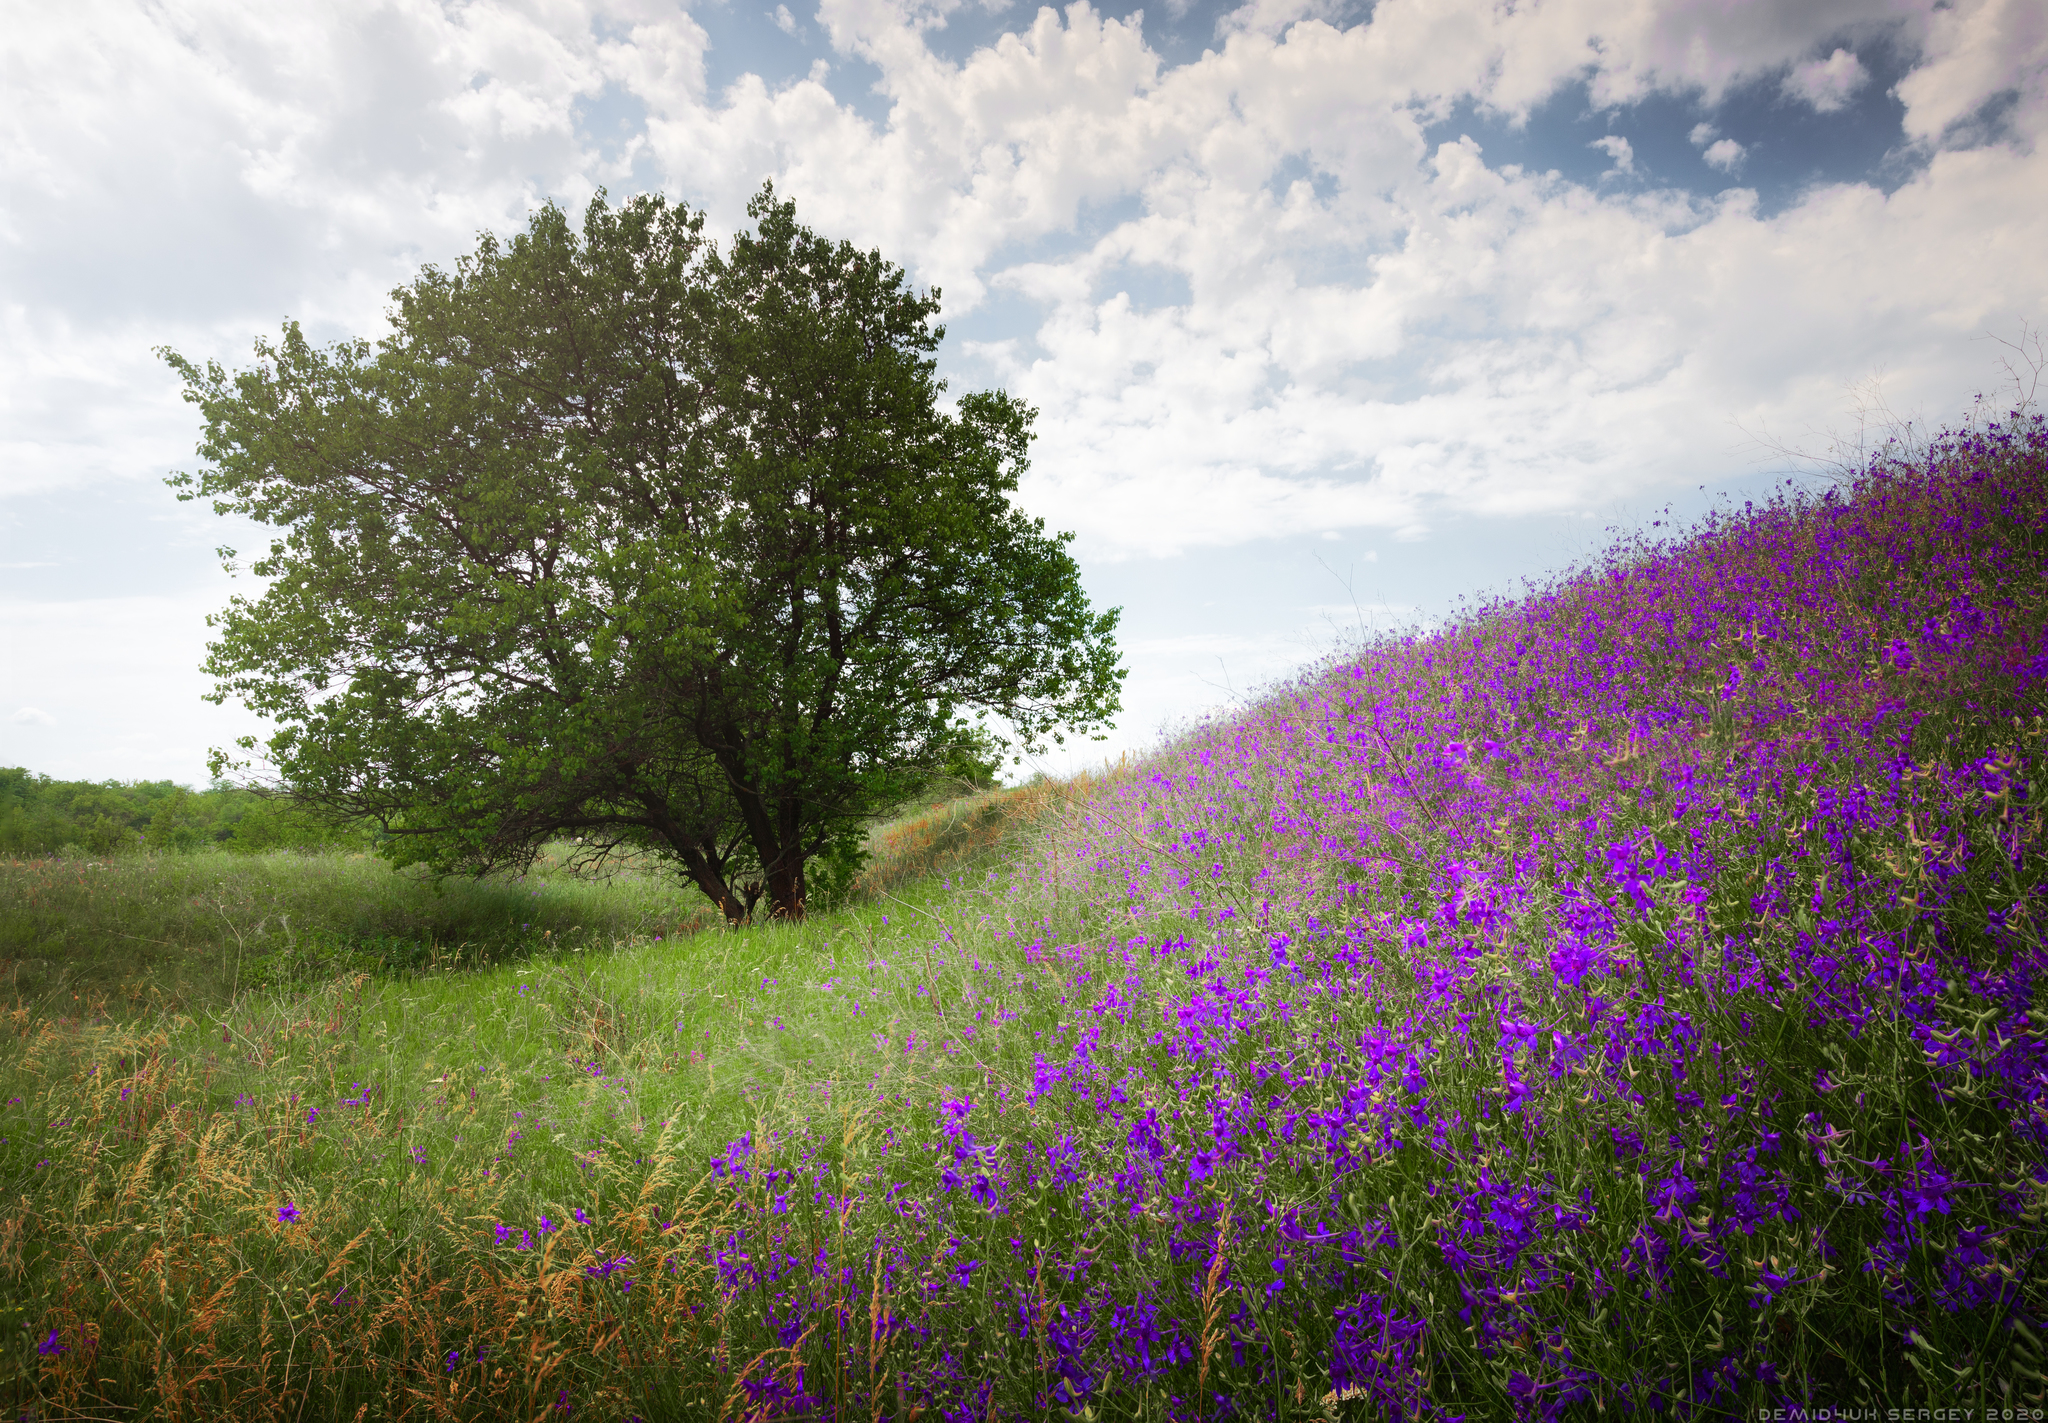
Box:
(3, 411, 2045, 1420)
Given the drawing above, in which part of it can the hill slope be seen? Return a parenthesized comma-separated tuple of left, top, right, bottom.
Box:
(5, 411, 2045, 1420)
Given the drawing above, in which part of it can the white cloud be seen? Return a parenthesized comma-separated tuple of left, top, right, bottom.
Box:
(1895, 0, 2048, 145)
(7, 5, 2043, 562)
(1589, 134, 1635, 175)
(1688, 121, 1744, 172)
(995, 100, 2048, 555)
(1785, 47, 1869, 113)
(1702, 137, 1746, 171)
(1398, 0, 1926, 117)
(0, 0, 703, 498)
(774, 5, 801, 37)
(10, 707, 55, 726)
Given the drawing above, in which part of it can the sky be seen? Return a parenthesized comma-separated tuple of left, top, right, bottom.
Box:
(3, 0, 2047, 787)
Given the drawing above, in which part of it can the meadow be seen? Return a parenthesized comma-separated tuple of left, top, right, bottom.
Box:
(3, 410, 2045, 1420)
(0, 847, 710, 1015)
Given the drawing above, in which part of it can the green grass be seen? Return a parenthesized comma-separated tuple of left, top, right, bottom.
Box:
(0, 777, 1074, 1025)
(0, 793, 1076, 1418)
(0, 848, 719, 1019)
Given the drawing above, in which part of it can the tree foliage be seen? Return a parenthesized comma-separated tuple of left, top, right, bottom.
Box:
(162, 188, 1121, 922)
(0, 770, 361, 857)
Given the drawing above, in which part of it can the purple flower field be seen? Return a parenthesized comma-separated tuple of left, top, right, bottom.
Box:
(678, 411, 2048, 1419)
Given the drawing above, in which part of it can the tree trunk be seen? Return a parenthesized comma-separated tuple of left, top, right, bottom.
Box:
(646, 800, 751, 926)
(764, 852, 805, 921)
(706, 733, 804, 921)
(679, 848, 750, 926)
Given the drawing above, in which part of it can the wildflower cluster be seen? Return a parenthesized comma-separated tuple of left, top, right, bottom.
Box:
(669, 412, 2048, 1417)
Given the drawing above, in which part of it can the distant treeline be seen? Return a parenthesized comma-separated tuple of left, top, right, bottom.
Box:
(0, 768, 366, 857)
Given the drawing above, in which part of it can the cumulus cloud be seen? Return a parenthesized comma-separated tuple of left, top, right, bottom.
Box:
(4, 0, 2046, 567)
(1703, 138, 1746, 171)
(10, 708, 55, 727)
(773, 5, 801, 37)
(1589, 134, 1635, 175)
(1688, 122, 1744, 172)
(1895, 0, 2048, 145)
(1785, 48, 1869, 112)
(1, 0, 705, 497)
(1412, 0, 1927, 116)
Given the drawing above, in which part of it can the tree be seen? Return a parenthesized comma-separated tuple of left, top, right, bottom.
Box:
(162, 187, 1122, 923)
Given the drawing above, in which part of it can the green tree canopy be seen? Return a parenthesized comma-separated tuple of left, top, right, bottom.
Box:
(162, 187, 1122, 923)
